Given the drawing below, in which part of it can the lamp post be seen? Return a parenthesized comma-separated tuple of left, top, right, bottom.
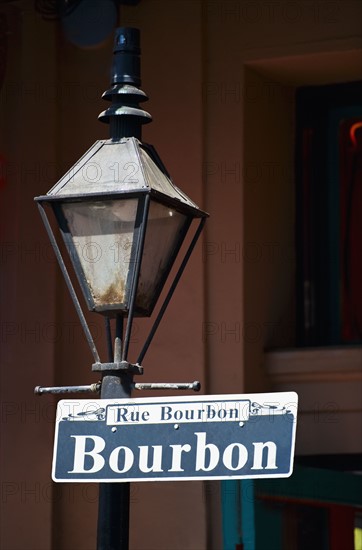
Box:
(34, 27, 207, 550)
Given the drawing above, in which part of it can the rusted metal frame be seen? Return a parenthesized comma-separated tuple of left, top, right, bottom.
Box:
(93, 318, 140, 376)
(114, 314, 123, 363)
(37, 203, 101, 364)
(144, 209, 192, 317)
(137, 216, 206, 365)
(105, 317, 114, 362)
(52, 202, 96, 311)
(35, 189, 146, 204)
(121, 193, 150, 362)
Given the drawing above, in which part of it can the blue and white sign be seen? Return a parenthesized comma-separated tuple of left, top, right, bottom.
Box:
(52, 392, 298, 482)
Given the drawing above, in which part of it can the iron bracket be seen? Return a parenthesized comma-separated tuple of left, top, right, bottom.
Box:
(133, 381, 201, 392)
(92, 361, 143, 375)
(34, 383, 101, 396)
(34, 380, 201, 396)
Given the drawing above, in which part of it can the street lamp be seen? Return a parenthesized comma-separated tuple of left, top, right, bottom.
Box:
(34, 27, 207, 550)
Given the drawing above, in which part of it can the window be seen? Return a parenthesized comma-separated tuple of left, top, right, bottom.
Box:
(295, 82, 362, 346)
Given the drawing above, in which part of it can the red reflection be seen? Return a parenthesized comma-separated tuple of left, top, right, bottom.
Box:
(340, 119, 362, 341)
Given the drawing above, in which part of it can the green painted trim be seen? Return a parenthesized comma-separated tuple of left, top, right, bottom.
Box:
(222, 467, 362, 548)
(222, 480, 242, 549)
(254, 494, 284, 550)
(241, 480, 256, 550)
(255, 465, 362, 507)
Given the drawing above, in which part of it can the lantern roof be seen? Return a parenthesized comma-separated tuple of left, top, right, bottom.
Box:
(43, 137, 203, 214)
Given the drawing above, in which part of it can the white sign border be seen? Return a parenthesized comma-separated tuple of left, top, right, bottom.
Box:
(52, 391, 298, 483)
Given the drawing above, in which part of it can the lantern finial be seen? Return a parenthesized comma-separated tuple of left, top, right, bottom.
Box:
(98, 27, 152, 141)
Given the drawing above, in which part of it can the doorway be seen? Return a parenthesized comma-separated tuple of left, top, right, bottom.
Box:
(222, 464, 362, 549)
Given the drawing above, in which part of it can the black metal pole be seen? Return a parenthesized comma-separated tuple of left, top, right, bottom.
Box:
(97, 482, 130, 550)
(97, 28, 149, 550)
(97, 315, 132, 550)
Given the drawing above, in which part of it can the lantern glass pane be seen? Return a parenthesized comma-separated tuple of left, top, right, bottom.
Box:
(61, 200, 138, 310)
(136, 201, 187, 313)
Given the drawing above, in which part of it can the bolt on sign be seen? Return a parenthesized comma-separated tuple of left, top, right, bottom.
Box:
(52, 392, 298, 482)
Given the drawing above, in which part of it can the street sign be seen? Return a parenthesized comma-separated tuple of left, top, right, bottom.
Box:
(52, 392, 298, 482)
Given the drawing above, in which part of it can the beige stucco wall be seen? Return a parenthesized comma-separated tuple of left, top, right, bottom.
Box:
(0, 1, 361, 549)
